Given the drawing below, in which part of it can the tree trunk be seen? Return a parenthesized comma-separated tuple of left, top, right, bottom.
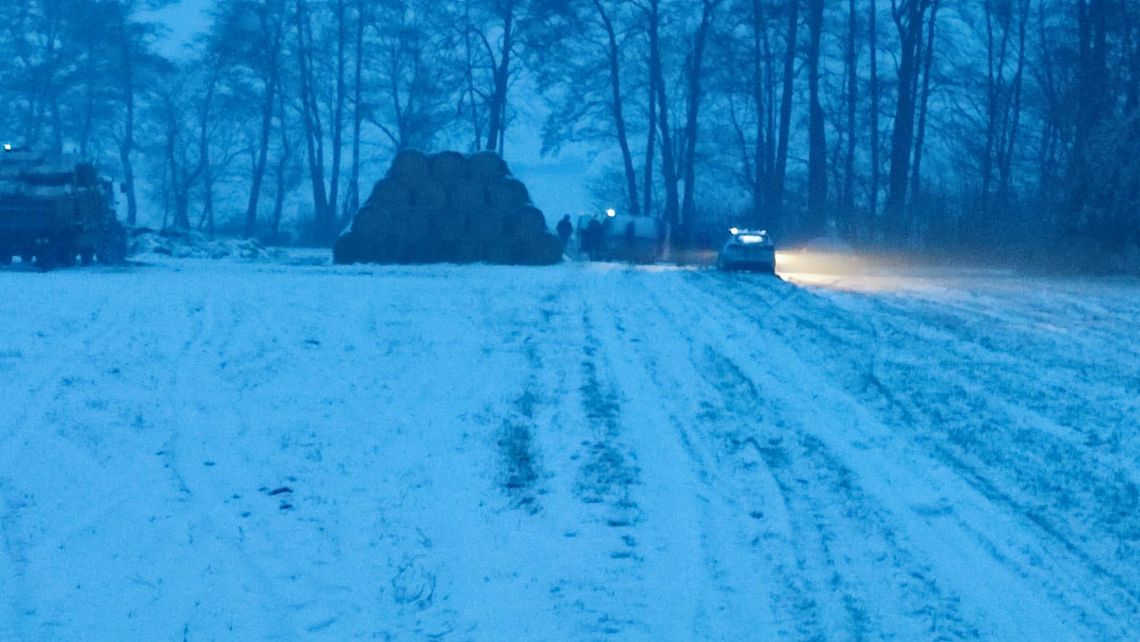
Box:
(347, 0, 365, 222)
(806, 0, 827, 236)
(910, 0, 939, 217)
(649, 0, 680, 233)
(595, 0, 639, 217)
(843, 0, 858, 237)
(680, 0, 718, 239)
(119, 26, 139, 226)
(997, 0, 1029, 207)
(883, 0, 922, 242)
(752, 0, 770, 225)
(296, 0, 331, 244)
(484, 0, 515, 153)
(642, 2, 658, 218)
(869, 0, 881, 233)
(245, 36, 279, 239)
(1072, 0, 1109, 216)
(271, 88, 292, 240)
(328, 0, 347, 234)
(644, 58, 656, 218)
(772, 0, 799, 234)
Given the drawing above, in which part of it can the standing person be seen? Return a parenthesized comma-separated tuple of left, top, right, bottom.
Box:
(584, 218, 604, 260)
(556, 214, 573, 249)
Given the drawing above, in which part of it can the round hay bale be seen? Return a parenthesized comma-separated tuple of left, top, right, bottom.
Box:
(449, 179, 488, 212)
(334, 149, 563, 266)
(454, 235, 483, 263)
(369, 235, 401, 263)
(515, 233, 564, 265)
(412, 179, 448, 213)
(386, 149, 430, 185)
(483, 237, 515, 264)
(468, 151, 509, 182)
(432, 210, 467, 246)
(333, 232, 364, 264)
(465, 207, 508, 239)
(488, 177, 531, 210)
(455, 208, 504, 262)
(507, 206, 548, 238)
(389, 209, 431, 250)
(430, 151, 468, 184)
(351, 206, 392, 237)
(365, 178, 412, 212)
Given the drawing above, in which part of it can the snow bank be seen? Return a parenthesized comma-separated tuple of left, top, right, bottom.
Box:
(129, 227, 285, 261)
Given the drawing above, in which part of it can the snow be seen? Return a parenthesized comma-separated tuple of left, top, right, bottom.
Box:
(128, 229, 287, 262)
(1, 255, 1139, 640)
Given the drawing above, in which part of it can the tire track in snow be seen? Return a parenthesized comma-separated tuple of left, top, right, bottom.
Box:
(0, 279, 143, 639)
(699, 270, 1139, 638)
(726, 273, 1140, 615)
(562, 289, 647, 638)
(635, 270, 975, 641)
(540, 267, 722, 639)
(595, 275, 797, 640)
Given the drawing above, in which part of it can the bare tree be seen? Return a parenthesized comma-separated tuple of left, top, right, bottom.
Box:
(211, 0, 288, 238)
(678, 0, 722, 239)
(883, 0, 931, 242)
(806, 0, 827, 235)
(772, 0, 800, 233)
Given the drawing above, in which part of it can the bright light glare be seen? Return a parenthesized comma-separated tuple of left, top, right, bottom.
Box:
(775, 250, 868, 280)
(606, 208, 616, 218)
(739, 234, 765, 244)
(3, 144, 10, 151)
(729, 227, 739, 235)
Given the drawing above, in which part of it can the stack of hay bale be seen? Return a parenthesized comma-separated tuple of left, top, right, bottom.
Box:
(334, 150, 563, 265)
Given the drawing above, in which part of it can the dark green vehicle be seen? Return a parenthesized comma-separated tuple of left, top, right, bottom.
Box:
(0, 147, 127, 269)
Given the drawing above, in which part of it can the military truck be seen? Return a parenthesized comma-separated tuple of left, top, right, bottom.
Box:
(0, 147, 127, 269)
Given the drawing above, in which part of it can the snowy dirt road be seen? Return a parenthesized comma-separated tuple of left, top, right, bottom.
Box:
(0, 257, 1138, 640)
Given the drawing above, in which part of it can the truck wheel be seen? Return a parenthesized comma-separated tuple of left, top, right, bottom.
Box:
(97, 223, 128, 264)
(56, 245, 76, 267)
(36, 249, 56, 271)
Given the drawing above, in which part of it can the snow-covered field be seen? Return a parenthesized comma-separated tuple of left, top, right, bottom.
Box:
(1, 254, 1138, 640)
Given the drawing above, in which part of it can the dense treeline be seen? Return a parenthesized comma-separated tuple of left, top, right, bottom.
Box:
(1, 0, 1137, 263)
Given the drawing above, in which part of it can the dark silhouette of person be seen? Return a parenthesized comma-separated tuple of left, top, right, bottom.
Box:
(556, 214, 573, 247)
(584, 218, 604, 259)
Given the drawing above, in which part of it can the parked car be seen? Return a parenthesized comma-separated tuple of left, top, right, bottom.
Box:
(717, 228, 775, 273)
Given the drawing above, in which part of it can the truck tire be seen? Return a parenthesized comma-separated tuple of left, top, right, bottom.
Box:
(56, 245, 76, 267)
(97, 223, 128, 264)
(36, 246, 56, 271)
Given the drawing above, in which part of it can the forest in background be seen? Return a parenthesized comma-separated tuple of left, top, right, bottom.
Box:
(0, 0, 1137, 268)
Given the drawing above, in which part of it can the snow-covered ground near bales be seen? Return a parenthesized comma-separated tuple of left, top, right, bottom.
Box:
(1, 253, 1139, 641)
(129, 228, 287, 262)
